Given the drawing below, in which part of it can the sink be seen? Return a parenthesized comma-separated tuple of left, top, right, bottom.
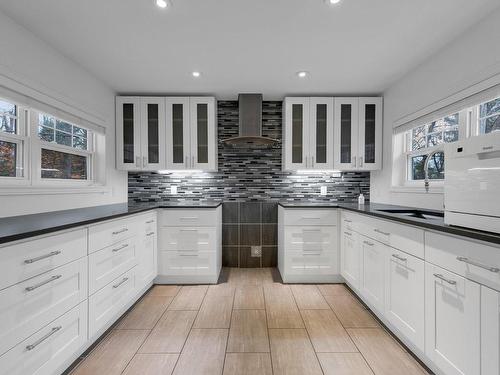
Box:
(376, 209, 444, 220)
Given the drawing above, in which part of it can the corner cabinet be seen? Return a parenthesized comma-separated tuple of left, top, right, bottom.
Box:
(333, 97, 383, 171)
(283, 97, 334, 171)
(116, 96, 217, 172)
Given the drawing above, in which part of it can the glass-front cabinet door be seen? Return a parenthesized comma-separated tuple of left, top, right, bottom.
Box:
(358, 97, 383, 170)
(309, 98, 334, 170)
(190, 97, 217, 171)
(334, 98, 358, 170)
(140, 97, 165, 171)
(116, 97, 141, 170)
(166, 97, 191, 170)
(284, 97, 309, 170)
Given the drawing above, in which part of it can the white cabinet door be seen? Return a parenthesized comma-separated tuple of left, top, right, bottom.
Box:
(384, 248, 425, 352)
(360, 236, 385, 312)
(116, 97, 141, 170)
(283, 97, 309, 170)
(136, 230, 157, 289)
(481, 285, 500, 375)
(166, 97, 191, 170)
(309, 98, 334, 170)
(340, 229, 360, 289)
(425, 263, 480, 375)
(190, 97, 217, 171)
(334, 98, 358, 170)
(140, 97, 165, 171)
(358, 97, 382, 171)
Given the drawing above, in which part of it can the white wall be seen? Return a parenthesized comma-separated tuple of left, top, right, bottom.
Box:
(371, 8, 500, 210)
(0, 10, 127, 217)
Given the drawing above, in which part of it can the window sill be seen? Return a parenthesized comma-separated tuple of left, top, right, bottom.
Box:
(0, 186, 111, 196)
(390, 184, 444, 194)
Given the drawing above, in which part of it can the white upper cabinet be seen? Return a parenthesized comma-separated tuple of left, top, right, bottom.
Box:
(117, 96, 217, 171)
(334, 97, 382, 171)
(283, 97, 334, 171)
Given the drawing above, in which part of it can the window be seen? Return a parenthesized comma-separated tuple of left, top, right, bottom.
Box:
(0, 99, 26, 179)
(405, 113, 458, 181)
(478, 97, 500, 134)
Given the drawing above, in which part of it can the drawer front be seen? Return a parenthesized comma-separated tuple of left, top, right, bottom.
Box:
(426, 232, 500, 291)
(284, 226, 337, 253)
(143, 215, 157, 235)
(0, 301, 87, 375)
(0, 228, 87, 291)
(88, 267, 137, 338)
(88, 217, 137, 253)
(160, 209, 218, 227)
(159, 251, 216, 276)
(88, 238, 138, 295)
(284, 250, 337, 275)
(0, 257, 87, 356)
(159, 227, 216, 252)
(283, 209, 338, 226)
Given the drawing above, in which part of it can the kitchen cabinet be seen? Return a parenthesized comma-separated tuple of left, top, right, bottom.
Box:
(283, 97, 334, 171)
(165, 97, 217, 171)
(425, 263, 480, 375)
(359, 235, 385, 312)
(481, 285, 500, 375)
(334, 97, 382, 171)
(116, 97, 166, 171)
(136, 214, 158, 291)
(340, 227, 360, 290)
(384, 247, 425, 352)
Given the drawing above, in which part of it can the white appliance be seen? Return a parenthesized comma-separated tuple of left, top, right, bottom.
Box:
(445, 131, 500, 234)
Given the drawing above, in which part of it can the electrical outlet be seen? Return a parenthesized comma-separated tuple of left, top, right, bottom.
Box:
(251, 246, 262, 257)
(170, 185, 178, 195)
(320, 186, 327, 196)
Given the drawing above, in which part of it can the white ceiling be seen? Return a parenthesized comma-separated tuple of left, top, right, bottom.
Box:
(1, 0, 498, 99)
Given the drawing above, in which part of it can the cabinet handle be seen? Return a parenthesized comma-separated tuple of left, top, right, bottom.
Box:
(180, 217, 198, 220)
(26, 326, 62, 351)
(359, 157, 363, 167)
(352, 156, 356, 168)
(113, 277, 129, 289)
(135, 156, 141, 167)
(303, 253, 321, 256)
(24, 250, 61, 264)
(112, 243, 129, 252)
(146, 220, 155, 224)
(374, 229, 390, 236)
(25, 275, 62, 292)
(301, 216, 321, 220)
(363, 240, 374, 246)
(112, 228, 129, 235)
(456, 256, 500, 273)
(392, 254, 407, 262)
(344, 219, 352, 223)
(433, 273, 457, 285)
(179, 254, 198, 257)
(143, 156, 147, 167)
(344, 231, 352, 236)
(146, 232, 155, 236)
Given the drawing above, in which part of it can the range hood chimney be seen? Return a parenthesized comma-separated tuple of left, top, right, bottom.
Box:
(223, 93, 279, 146)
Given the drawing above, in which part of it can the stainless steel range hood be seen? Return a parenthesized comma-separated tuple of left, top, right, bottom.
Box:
(223, 93, 279, 146)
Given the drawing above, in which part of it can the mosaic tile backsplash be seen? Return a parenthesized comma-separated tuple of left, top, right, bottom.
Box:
(128, 100, 370, 267)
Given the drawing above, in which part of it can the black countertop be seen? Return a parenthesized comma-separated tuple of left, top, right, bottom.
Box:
(279, 201, 500, 246)
(0, 201, 221, 245)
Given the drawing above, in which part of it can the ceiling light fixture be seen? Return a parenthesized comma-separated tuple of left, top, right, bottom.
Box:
(192, 71, 201, 77)
(325, 0, 341, 5)
(156, 0, 168, 9)
(297, 71, 309, 78)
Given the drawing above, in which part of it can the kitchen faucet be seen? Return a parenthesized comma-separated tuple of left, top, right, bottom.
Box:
(424, 149, 442, 193)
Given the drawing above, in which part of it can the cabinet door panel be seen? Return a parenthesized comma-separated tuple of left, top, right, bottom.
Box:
(425, 263, 480, 375)
(284, 98, 309, 170)
(116, 97, 141, 170)
(166, 97, 191, 170)
(340, 229, 360, 289)
(385, 248, 424, 352)
(309, 98, 334, 170)
(360, 236, 384, 312)
(334, 98, 358, 170)
(140, 97, 165, 170)
(190, 97, 217, 170)
(481, 286, 500, 375)
(358, 97, 382, 170)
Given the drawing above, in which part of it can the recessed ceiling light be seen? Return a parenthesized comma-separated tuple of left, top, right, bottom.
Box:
(297, 71, 309, 78)
(192, 71, 201, 78)
(325, 0, 341, 5)
(156, 0, 168, 9)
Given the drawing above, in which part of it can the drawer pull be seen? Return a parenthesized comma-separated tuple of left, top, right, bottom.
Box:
(146, 232, 155, 236)
(303, 229, 321, 232)
(25, 275, 62, 292)
(179, 254, 198, 257)
(303, 253, 321, 256)
(456, 256, 500, 273)
(146, 220, 155, 224)
(112, 228, 129, 235)
(113, 277, 129, 289)
(374, 229, 390, 236)
(26, 326, 62, 351)
(433, 273, 457, 285)
(112, 243, 129, 252)
(301, 217, 321, 220)
(180, 229, 198, 232)
(392, 254, 407, 262)
(24, 250, 61, 264)
(344, 231, 352, 236)
(363, 241, 374, 246)
(180, 217, 198, 220)
(343, 219, 352, 223)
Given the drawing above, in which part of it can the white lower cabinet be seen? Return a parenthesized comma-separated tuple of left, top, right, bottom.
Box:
(481, 285, 499, 375)
(136, 227, 157, 290)
(340, 228, 360, 289)
(359, 235, 385, 312)
(384, 248, 425, 352)
(0, 301, 88, 375)
(425, 263, 481, 375)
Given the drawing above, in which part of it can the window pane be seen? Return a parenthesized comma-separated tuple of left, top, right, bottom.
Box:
(444, 130, 459, 143)
(56, 130, 72, 147)
(73, 126, 87, 138)
(340, 104, 351, 163)
(39, 114, 54, 128)
(480, 114, 500, 134)
(364, 104, 376, 163)
(196, 104, 208, 164)
(0, 114, 16, 134)
(147, 103, 159, 164)
(428, 113, 458, 133)
(480, 97, 500, 117)
(411, 152, 444, 180)
(411, 125, 426, 151)
(292, 104, 303, 164)
(0, 140, 17, 177)
(315, 104, 327, 164)
(0, 100, 16, 116)
(123, 103, 134, 164)
(427, 133, 443, 147)
(72, 136, 87, 150)
(41, 148, 87, 180)
(38, 125, 54, 142)
(172, 103, 184, 164)
(56, 120, 72, 133)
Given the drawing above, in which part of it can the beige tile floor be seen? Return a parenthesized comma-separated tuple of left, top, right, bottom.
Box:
(70, 268, 431, 375)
